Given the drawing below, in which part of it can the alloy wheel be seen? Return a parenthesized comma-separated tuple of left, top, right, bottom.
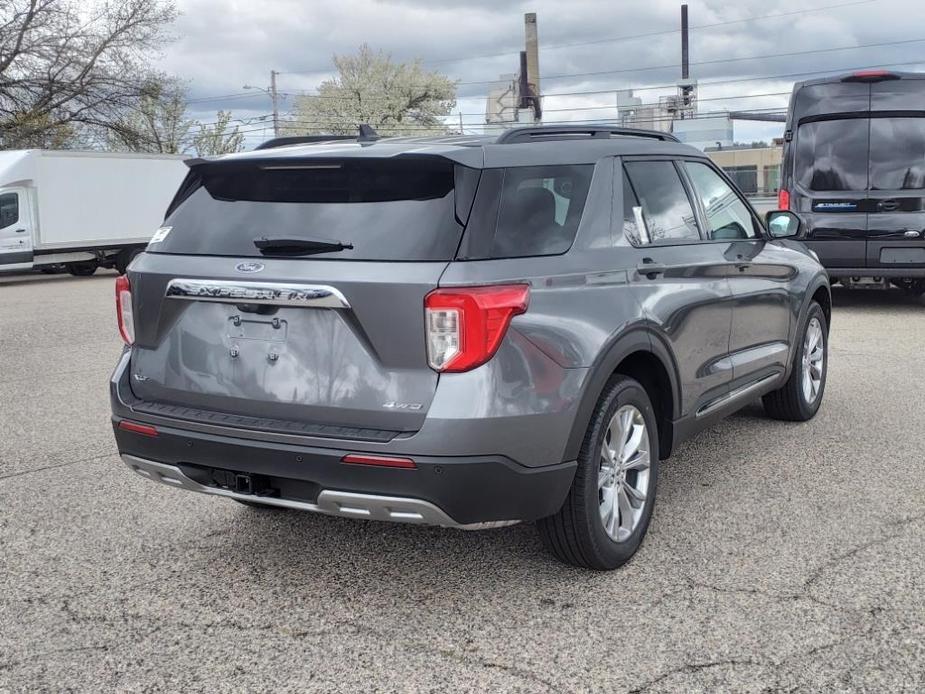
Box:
(598, 405, 651, 542)
(801, 317, 825, 404)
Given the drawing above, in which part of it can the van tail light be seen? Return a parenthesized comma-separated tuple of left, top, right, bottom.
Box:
(843, 70, 899, 83)
(425, 285, 529, 372)
(778, 188, 790, 211)
(115, 274, 135, 345)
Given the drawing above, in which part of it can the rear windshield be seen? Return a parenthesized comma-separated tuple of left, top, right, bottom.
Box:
(795, 116, 925, 191)
(150, 157, 469, 261)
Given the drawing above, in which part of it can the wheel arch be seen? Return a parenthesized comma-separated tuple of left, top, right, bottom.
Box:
(563, 327, 681, 463)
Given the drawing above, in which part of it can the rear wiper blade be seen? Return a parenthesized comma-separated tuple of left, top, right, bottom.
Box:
(253, 236, 354, 256)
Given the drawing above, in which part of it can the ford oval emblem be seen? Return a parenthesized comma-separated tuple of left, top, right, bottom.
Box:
(235, 261, 264, 274)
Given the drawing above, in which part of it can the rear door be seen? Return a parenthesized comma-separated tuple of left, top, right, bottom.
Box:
(791, 116, 870, 267)
(865, 78, 925, 270)
(0, 188, 34, 270)
(129, 156, 475, 437)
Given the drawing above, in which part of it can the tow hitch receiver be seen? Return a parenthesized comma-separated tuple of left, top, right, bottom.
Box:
(235, 474, 253, 494)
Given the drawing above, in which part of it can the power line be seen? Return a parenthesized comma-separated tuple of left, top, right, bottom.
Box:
(424, 0, 876, 65)
(455, 36, 925, 86)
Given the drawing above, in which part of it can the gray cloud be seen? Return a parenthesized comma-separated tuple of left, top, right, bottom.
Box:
(165, 0, 925, 145)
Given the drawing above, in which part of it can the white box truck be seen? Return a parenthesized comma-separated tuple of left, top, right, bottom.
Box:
(0, 150, 189, 275)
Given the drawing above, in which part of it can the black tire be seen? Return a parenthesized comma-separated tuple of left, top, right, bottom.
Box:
(66, 261, 97, 276)
(114, 247, 142, 275)
(537, 375, 660, 570)
(762, 301, 828, 421)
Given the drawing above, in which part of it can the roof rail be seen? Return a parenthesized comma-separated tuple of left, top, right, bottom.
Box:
(496, 124, 680, 144)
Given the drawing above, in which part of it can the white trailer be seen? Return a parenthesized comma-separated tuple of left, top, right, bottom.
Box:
(0, 150, 188, 275)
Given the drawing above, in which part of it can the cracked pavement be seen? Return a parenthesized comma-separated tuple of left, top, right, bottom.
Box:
(1, 272, 923, 692)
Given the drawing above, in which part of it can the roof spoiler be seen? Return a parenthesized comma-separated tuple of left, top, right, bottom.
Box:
(254, 124, 381, 150)
(496, 124, 680, 144)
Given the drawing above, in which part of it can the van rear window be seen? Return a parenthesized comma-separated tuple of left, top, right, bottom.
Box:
(795, 116, 925, 192)
(870, 118, 925, 190)
(150, 158, 470, 261)
(795, 120, 869, 192)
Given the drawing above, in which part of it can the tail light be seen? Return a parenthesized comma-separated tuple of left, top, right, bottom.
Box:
(115, 274, 135, 345)
(425, 284, 529, 372)
(118, 420, 158, 437)
(778, 188, 790, 211)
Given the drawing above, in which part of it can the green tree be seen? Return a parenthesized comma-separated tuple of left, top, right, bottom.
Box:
(192, 110, 244, 156)
(0, 0, 178, 148)
(108, 79, 192, 153)
(290, 44, 456, 136)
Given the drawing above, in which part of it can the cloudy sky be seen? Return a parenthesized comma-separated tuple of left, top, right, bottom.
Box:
(160, 0, 925, 148)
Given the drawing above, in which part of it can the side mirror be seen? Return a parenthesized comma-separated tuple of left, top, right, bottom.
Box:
(765, 210, 801, 239)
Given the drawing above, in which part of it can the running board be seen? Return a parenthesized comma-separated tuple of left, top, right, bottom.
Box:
(696, 374, 780, 419)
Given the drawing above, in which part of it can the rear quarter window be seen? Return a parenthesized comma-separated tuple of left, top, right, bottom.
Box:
(460, 164, 594, 259)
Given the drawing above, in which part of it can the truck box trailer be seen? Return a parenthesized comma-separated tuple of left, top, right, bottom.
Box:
(0, 150, 188, 275)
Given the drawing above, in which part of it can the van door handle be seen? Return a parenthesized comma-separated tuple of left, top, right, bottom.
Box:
(637, 259, 667, 278)
(14, 228, 25, 233)
(903, 230, 921, 239)
(878, 200, 900, 212)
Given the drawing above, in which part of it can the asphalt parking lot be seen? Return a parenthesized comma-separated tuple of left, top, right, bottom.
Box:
(1, 271, 923, 693)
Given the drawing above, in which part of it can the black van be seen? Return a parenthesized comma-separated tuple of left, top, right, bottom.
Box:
(780, 70, 925, 294)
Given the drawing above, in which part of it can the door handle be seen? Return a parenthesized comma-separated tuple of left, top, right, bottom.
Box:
(903, 230, 921, 239)
(14, 228, 25, 233)
(878, 200, 900, 212)
(637, 259, 667, 278)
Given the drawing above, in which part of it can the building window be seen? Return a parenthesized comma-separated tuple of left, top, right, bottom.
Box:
(764, 165, 781, 194)
(723, 165, 758, 195)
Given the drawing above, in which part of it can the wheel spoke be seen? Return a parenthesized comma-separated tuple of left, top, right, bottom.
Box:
(622, 481, 646, 508)
(622, 423, 644, 462)
(616, 486, 634, 536)
(598, 465, 611, 489)
(622, 450, 650, 471)
(607, 417, 624, 456)
(620, 409, 634, 446)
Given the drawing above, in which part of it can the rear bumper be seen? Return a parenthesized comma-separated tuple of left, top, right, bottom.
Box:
(112, 419, 576, 526)
(826, 267, 925, 278)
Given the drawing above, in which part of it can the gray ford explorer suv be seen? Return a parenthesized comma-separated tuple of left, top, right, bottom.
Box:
(111, 125, 830, 570)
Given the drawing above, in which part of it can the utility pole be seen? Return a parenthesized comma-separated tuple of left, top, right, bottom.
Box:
(270, 70, 280, 137)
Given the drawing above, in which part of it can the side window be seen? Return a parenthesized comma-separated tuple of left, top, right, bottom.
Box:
(0, 192, 18, 229)
(491, 165, 593, 258)
(684, 162, 760, 240)
(623, 161, 701, 244)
